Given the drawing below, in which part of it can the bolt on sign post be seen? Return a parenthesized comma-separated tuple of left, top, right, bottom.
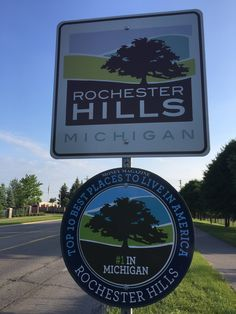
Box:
(51, 10, 209, 159)
(60, 168, 194, 308)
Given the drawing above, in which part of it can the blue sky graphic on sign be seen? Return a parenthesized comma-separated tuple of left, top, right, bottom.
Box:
(68, 25, 191, 57)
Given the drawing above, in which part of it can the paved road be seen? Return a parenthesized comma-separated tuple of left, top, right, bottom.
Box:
(195, 227, 236, 290)
(0, 221, 104, 314)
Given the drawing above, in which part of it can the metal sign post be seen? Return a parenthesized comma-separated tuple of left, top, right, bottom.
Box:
(121, 308, 133, 314)
(122, 157, 131, 168)
(121, 156, 131, 314)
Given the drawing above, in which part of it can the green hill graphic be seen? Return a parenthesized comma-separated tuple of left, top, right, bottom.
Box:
(80, 214, 174, 248)
(64, 55, 195, 83)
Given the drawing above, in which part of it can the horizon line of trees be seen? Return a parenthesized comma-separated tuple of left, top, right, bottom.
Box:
(0, 175, 83, 217)
(1, 139, 236, 225)
(56, 177, 82, 209)
(180, 139, 236, 227)
(0, 174, 43, 214)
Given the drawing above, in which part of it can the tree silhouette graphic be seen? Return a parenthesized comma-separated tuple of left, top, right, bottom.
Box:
(101, 37, 188, 85)
(85, 197, 168, 249)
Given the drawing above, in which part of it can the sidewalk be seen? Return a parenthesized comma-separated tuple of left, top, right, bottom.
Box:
(195, 227, 236, 290)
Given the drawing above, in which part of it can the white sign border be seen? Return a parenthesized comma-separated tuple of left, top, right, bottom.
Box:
(51, 10, 209, 159)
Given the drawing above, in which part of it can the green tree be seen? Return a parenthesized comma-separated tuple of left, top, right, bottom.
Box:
(9, 178, 23, 209)
(0, 184, 7, 216)
(86, 197, 167, 249)
(225, 140, 236, 195)
(20, 174, 42, 207)
(69, 177, 81, 200)
(101, 37, 188, 85)
(6, 186, 15, 208)
(49, 197, 57, 203)
(59, 183, 70, 208)
(0, 184, 7, 207)
(202, 140, 236, 227)
(180, 180, 203, 219)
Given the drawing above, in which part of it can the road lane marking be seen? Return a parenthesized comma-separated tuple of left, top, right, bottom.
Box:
(22, 219, 62, 225)
(0, 230, 42, 239)
(0, 230, 42, 235)
(0, 220, 61, 228)
(0, 234, 59, 252)
(0, 231, 42, 241)
(0, 235, 18, 239)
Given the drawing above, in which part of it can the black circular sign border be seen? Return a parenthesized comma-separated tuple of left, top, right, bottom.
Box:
(61, 168, 194, 308)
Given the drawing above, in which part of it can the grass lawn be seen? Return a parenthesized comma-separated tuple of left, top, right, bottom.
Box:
(194, 219, 236, 247)
(107, 252, 236, 314)
(0, 214, 63, 225)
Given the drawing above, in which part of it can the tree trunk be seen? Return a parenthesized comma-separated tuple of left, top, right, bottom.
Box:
(140, 76, 147, 85)
(122, 238, 129, 249)
(225, 216, 230, 228)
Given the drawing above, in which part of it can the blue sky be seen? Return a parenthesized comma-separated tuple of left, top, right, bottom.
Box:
(0, 0, 236, 200)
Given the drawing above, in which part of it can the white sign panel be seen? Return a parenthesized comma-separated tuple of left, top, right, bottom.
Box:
(51, 10, 209, 158)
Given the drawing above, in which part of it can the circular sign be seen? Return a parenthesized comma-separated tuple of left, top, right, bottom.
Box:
(61, 168, 194, 307)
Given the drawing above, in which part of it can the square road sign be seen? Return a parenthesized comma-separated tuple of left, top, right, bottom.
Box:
(51, 10, 209, 158)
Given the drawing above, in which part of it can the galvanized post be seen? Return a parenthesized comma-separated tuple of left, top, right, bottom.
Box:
(121, 157, 132, 314)
(121, 308, 133, 314)
(122, 157, 131, 168)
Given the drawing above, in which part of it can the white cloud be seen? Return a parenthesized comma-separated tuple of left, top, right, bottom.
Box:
(0, 130, 49, 159)
(0, 130, 214, 201)
(0, 130, 120, 199)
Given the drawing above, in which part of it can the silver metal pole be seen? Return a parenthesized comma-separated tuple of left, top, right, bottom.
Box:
(121, 157, 132, 314)
(121, 308, 133, 314)
(122, 157, 131, 168)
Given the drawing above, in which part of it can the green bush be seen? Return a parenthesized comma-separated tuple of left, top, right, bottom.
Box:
(0, 204, 4, 218)
(13, 208, 28, 217)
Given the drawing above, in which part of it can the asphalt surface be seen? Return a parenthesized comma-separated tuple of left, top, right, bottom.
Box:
(195, 227, 236, 291)
(0, 221, 104, 314)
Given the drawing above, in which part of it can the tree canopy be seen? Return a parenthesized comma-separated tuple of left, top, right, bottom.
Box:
(20, 174, 42, 207)
(0, 174, 84, 214)
(0, 175, 42, 213)
(86, 197, 167, 249)
(202, 140, 236, 226)
(0, 184, 7, 214)
(181, 139, 236, 227)
(58, 183, 70, 208)
(101, 37, 188, 85)
(69, 177, 82, 200)
(180, 180, 203, 219)
(9, 179, 23, 209)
